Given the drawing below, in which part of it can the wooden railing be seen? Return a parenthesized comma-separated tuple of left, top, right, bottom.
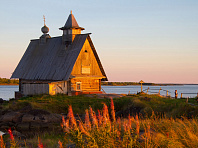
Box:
(180, 93, 198, 98)
(101, 87, 106, 94)
(142, 87, 171, 97)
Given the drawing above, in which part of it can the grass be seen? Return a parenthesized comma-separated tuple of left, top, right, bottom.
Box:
(1, 130, 65, 148)
(6, 94, 111, 114)
(61, 99, 198, 147)
(3, 93, 198, 118)
(1, 95, 198, 147)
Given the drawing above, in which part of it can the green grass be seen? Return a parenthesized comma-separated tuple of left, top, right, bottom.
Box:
(1, 94, 198, 148)
(4, 93, 198, 119)
(7, 94, 111, 114)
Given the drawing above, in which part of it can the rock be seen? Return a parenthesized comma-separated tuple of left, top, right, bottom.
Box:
(0, 111, 22, 123)
(17, 122, 30, 131)
(0, 108, 63, 132)
(0, 98, 3, 104)
(19, 104, 32, 113)
(21, 114, 35, 122)
(1, 109, 12, 115)
(0, 125, 10, 130)
(28, 109, 50, 116)
(42, 113, 62, 123)
(21, 112, 61, 123)
(30, 122, 41, 130)
(13, 113, 23, 123)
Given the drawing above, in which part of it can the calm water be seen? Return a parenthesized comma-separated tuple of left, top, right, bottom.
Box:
(101, 85, 198, 98)
(0, 85, 198, 100)
(0, 85, 18, 100)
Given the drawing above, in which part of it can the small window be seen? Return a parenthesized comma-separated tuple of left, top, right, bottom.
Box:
(76, 82, 82, 91)
(85, 50, 88, 53)
(68, 29, 72, 34)
(63, 30, 67, 35)
(82, 66, 90, 74)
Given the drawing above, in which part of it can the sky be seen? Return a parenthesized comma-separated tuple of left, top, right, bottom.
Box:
(0, 0, 198, 84)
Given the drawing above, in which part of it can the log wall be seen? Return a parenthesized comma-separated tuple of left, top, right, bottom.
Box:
(71, 78, 100, 92)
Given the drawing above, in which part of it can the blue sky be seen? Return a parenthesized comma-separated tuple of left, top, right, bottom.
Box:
(0, 0, 198, 83)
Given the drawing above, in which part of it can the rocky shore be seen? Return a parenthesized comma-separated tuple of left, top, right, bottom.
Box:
(0, 100, 62, 133)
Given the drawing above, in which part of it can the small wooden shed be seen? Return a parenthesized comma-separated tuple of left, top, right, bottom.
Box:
(11, 12, 107, 97)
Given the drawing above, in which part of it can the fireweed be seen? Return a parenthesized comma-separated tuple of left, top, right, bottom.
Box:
(2, 99, 198, 147)
(61, 99, 140, 147)
(0, 135, 6, 148)
(8, 128, 18, 148)
(38, 137, 44, 148)
(61, 99, 198, 148)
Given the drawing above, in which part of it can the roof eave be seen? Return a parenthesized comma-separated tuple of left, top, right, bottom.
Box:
(59, 27, 85, 30)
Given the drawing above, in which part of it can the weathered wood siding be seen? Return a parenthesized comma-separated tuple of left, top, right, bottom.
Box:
(71, 78, 100, 92)
(49, 81, 67, 95)
(71, 39, 103, 76)
(23, 84, 49, 95)
(21, 80, 67, 96)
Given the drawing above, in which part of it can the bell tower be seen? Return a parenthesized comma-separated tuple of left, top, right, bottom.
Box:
(59, 11, 85, 45)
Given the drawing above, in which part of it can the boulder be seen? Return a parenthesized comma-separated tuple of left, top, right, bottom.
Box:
(21, 111, 61, 123)
(16, 122, 30, 131)
(30, 122, 41, 130)
(0, 108, 62, 132)
(42, 113, 62, 123)
(21, 114, 35, 122)
(0, 112, 22, 123)
(19, 104, 32, 113)
(27, 109, 50, 116)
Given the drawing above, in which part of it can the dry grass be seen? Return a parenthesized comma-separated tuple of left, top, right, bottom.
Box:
(61, 99, 198, 148)
(2, 99, 198, 147)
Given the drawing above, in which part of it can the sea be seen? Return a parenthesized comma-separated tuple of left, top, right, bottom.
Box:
(0, 85, 198, 100)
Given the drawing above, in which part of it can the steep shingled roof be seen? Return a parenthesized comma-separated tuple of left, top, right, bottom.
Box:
(11, 34, 107, 81)
(59, 12, 85, 30)
(11, 34, 87, 80)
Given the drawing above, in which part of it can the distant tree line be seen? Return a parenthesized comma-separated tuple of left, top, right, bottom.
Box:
(0, 77, 19, 85)
(101, 82, 141, 86)
(101, 82, 169, 86)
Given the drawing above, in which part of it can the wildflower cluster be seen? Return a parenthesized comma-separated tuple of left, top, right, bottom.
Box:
(61, 99, 140, 147)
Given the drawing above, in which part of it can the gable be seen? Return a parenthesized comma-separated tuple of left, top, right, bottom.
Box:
(11, 35, 88, 81)
(71, 37, 106, 79)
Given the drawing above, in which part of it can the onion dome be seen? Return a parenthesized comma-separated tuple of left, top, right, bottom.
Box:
(41, 25, 49, 34)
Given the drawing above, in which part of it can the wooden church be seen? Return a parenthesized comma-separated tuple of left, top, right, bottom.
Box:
(11, 11, 107, 98)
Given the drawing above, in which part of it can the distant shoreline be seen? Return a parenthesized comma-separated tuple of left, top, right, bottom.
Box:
(0, 84, 18, 85)
(101, 82, 198, 86)
(1, 83, 198, 86)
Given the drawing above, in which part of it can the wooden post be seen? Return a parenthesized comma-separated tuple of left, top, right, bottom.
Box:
(139, 80, 144, 93)
(158, 87, 161, 95)
(186, 97, 188, 103)
(175, 90, 178, 99)
(181, 93, 183, 98)
(147, 87, 149, 94)
(166, 90, 168, 97)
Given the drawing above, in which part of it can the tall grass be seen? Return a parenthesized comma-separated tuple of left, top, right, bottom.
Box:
(2, 96, 198, 147)
(61, 99, 198, 148)
(0, 135, 6, 148)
